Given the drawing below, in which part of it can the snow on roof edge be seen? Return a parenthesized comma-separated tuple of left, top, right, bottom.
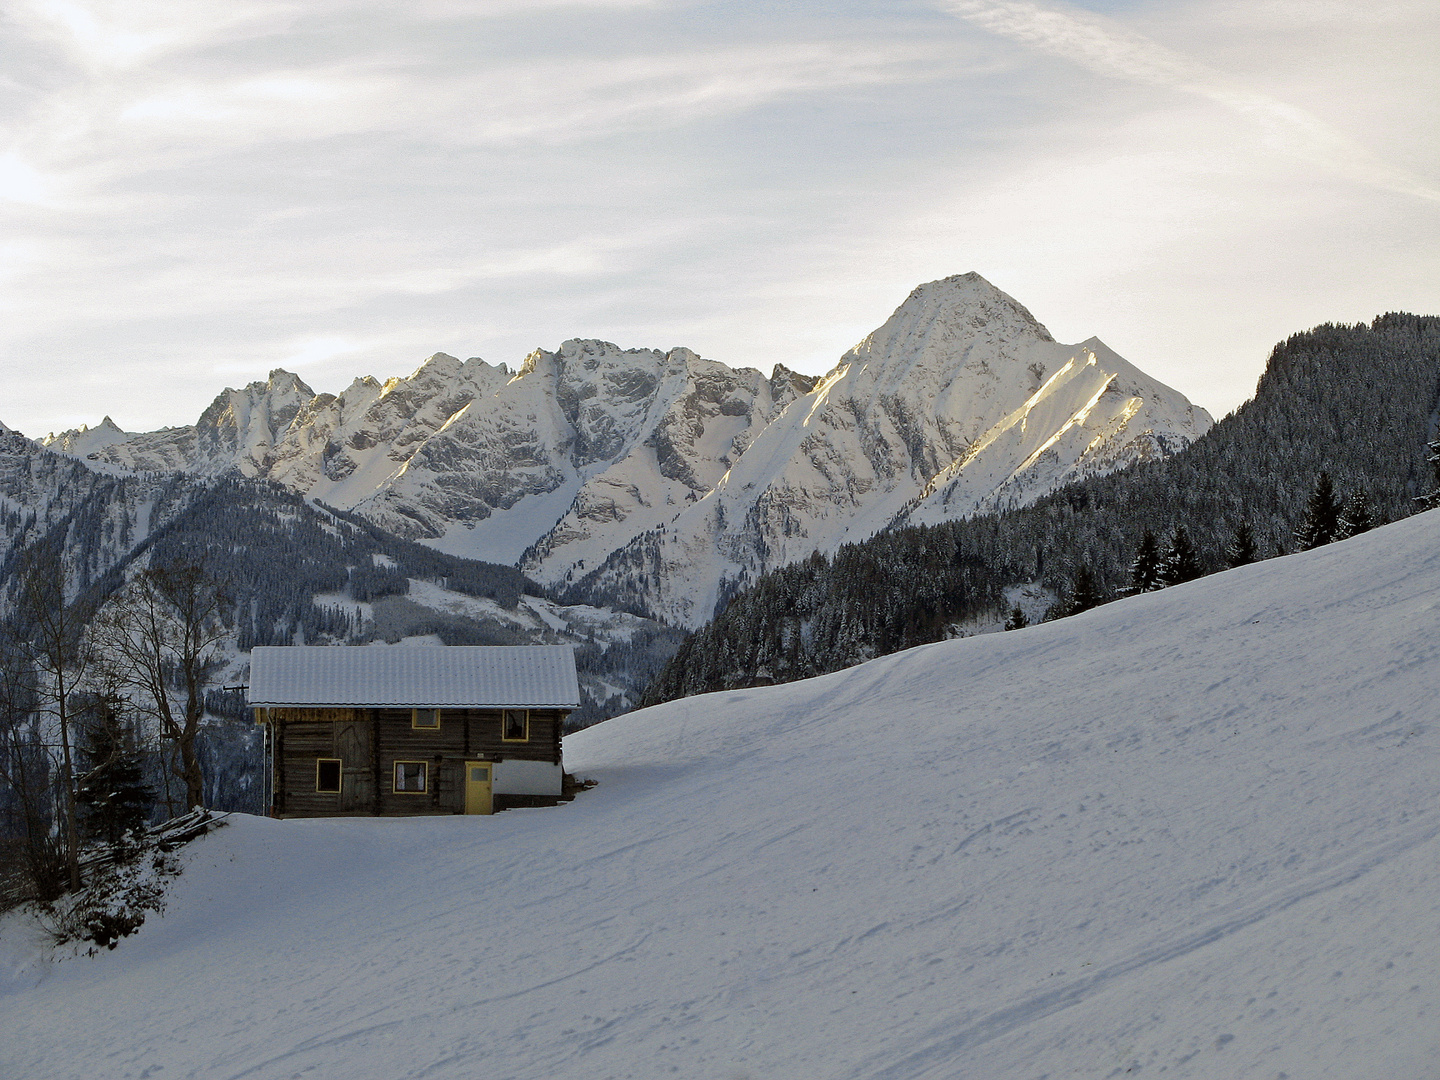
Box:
(247, 644, 580, 709)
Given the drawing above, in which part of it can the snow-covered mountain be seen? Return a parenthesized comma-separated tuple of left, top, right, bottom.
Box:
(1, 422, 186, 603)
(563, 274, 1211, 623)
(34, 416, 129, 460)
(6, 508, 1436, 1079)
(35, 274, 1210, 625)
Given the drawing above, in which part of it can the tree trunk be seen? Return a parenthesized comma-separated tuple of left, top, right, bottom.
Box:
(177, 729, 205, 810)
(56, 704, 82, 893)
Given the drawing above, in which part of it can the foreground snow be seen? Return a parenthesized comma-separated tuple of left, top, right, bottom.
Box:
(4, 513, 1438, 1079)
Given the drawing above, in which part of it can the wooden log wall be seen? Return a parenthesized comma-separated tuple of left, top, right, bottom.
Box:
(265, 706, 567, 818)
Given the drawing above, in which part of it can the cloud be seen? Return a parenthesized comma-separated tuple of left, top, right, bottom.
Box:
(10, 0, 296, 70)
(939, 0, 1440, 203)
(103, 39, 968, 151)
(2, 0, 1435, 437)
(411, 0, 666, 14)
(9, 0, 669, 76)
(208, 333, 377, 374)
(0, 153, 59, 206)
(0, 28, 971, 224)
(442, 40, 970, 146)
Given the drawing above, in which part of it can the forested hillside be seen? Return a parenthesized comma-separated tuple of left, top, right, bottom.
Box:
(644, 314, 1440, 704)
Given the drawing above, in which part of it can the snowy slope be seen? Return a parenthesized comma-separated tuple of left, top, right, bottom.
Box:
(5, 510, 1437, 1078)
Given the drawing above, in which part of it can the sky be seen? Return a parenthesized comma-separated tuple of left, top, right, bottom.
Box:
(1, 0, 1437, 438)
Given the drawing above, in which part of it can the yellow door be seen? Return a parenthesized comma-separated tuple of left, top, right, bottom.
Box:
(464, 761, 494, 815)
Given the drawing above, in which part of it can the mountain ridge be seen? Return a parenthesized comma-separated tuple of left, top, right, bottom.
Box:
(24, 273, 1211, 626)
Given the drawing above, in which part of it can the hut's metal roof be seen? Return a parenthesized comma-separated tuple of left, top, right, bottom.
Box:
(248, 645, 580, 708)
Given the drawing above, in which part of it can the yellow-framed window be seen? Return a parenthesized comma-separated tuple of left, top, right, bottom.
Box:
(316, 758, 342, 793)
(411, 707, 441, 731)
(501, 708, 529, 742)
(393, 760, 428, 794)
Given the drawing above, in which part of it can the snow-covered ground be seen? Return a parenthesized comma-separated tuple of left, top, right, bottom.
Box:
(4, 511, 1439, 1079)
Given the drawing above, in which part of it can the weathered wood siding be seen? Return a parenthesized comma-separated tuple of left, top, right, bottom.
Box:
(267, 705, 567, 818)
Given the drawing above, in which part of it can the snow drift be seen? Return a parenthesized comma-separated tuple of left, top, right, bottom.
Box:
(3, 511, 1438, 1079)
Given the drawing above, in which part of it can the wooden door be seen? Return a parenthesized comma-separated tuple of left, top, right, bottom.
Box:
(335, 720, 371, 812)
(464, 761, 493, 815)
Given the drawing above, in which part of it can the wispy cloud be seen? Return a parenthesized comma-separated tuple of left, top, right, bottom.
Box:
(940, 0, 1440, 203)
(440, 41, 970, 146)
(1, 1, 1435, 436)
(9, 0, 296, 70)
(11, 0, 665, 72)
(4, 34, 968, 219)
(106, 38, 962, 149)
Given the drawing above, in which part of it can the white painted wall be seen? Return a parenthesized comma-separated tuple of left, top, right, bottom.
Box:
(493, 758, 562, 796)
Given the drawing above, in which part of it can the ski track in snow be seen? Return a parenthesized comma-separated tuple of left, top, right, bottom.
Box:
(857, 817, 1440, 1080)
(3, 512, 1439, 1079)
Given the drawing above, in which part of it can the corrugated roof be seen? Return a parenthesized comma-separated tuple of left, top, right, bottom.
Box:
(248, 645, 580, 708)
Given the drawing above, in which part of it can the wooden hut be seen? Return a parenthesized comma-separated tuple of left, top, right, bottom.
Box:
(249, 645, 579, 817)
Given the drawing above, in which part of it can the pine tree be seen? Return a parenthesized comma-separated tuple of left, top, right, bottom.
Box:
(1004, 605, 1029, 630)
(1226, 521, 1258, 568)
(1417, 439, 1440, 511)
(1337, 489, 1374, 538)
(1159, 526, 1202, 586)
(1124, 529, 1163, 593)
(1051, 564, 1105, 619)
(75, 707, 155, 852)
(1295, 472, 1342, 550)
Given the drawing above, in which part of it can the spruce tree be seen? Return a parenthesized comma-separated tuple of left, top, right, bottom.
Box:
(1337, 489, 1374, 538)
(1004, 605, 1029, 630)
(1052, 564, 1105, 619)
(1226, 521, 1258, 568)
(1295, 472, 1342, 550)
(1125, 529, 1163, 593)
(75, 710, 155, 852)
(1417, 439, 1440, 511)
(1159, 526, 1202, 586)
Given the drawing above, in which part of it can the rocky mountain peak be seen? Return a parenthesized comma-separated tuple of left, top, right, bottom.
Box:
(517, 347, 548, 379)
(28, 273, 1211, 629)
(769, 364, 820, 403)
(841, 273, 1056, 390)
(408, 352, 466, 383)
(39, 414, 131, 456)
(265, 369, 314, 393)
(906, 272, 1053, 341)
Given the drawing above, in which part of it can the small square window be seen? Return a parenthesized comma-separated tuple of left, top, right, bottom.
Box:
(502, 709, 529, 742)
(412, 708, 440, 730)
(316, 759, 342, 793)
(394, 761, 428, 793)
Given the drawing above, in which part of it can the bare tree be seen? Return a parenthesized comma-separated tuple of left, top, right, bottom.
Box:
(11, 547, 93, 893)
(0, 629, 69, 902)
(89, 565, 227, 811)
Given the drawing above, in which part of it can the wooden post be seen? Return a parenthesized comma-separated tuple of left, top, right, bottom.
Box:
(274, 722, 286, 816)
(369, 708, 382, 815)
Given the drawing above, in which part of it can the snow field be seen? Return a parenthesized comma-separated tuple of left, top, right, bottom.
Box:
(3, 511, 1439, 1079)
